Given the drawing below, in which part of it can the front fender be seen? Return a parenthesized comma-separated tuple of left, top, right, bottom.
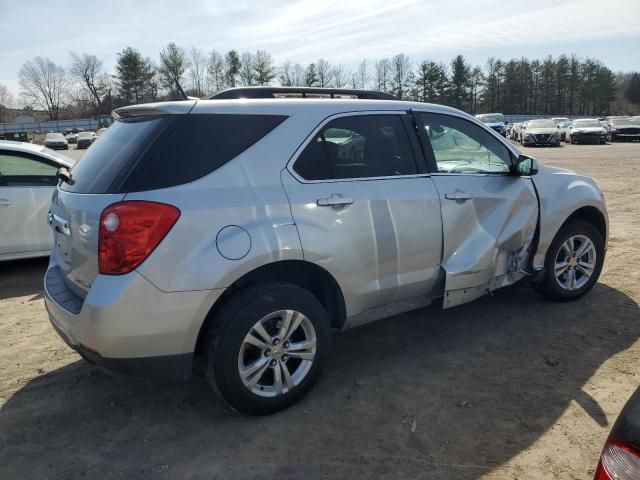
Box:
(531, 165, 608, 270)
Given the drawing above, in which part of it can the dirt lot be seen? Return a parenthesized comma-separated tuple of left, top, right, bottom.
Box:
(1, 142, 639, 480)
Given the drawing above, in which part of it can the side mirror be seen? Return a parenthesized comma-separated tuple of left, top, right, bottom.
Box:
(514, 154, 538, 176)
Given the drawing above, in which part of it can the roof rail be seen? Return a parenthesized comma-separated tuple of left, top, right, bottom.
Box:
(205, 87, 398, 101)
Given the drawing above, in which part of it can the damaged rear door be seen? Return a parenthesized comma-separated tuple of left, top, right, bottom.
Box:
(414, 111, 538, 308)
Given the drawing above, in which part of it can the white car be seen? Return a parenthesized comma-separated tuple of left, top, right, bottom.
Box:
(0, 141, 75, 261)
(44, 132, 69, 150)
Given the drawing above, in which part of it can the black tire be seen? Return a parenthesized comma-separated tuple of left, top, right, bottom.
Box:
(532, 219, 605, 302)
(205, 282, 332, 415)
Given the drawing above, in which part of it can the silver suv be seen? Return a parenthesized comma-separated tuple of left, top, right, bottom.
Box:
(45, 87, 608, 414)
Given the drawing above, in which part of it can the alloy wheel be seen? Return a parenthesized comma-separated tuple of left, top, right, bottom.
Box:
(554, 234, 597, 291)
(238, 310, 317, 398)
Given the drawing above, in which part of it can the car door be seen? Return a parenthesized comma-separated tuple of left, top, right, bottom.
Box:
(0, 150, 59, 257)
(414, 111, 539, 308)
(281, 112, 444, 327)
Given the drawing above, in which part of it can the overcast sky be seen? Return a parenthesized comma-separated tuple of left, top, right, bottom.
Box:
(1, 0, 639, 101)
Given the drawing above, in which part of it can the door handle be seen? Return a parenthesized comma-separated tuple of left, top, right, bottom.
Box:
(0, 199, 11, 207)
(317, 195, 354, 208)
(444, 190, 473, 201)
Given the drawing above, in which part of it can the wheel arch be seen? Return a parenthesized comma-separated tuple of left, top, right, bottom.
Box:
(563, 206, 607, 242)
(194, 260, 347, 356)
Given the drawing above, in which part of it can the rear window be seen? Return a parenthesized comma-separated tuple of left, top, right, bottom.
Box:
(62, 113, 287, 194)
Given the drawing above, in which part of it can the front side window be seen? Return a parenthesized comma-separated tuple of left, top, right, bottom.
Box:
(0, 151, 59, 186)
(293, 114, 417, 181)
(419, 112, 512, 174)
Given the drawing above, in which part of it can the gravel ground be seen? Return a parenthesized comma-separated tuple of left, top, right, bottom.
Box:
(0, 142, 639, 480)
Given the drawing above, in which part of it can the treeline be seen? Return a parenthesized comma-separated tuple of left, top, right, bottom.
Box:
(6, 42, 640, 121)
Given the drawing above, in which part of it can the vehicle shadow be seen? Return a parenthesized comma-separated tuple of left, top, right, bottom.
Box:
(0, 257, 48, 301)
(0, 281, 638, 479)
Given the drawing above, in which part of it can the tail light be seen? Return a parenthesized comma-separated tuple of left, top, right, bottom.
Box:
(99, 201, 180, 275)
(595, 436, 640, 480)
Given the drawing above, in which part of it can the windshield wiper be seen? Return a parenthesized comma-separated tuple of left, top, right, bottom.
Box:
(57, 167, 75, 185)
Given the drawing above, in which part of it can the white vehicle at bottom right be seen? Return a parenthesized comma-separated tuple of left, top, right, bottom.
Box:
(567, 119, 608, 145)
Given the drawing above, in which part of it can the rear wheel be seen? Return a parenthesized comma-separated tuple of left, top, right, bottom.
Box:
(205, 283, 331, 415)
(533, 220, 604, 301)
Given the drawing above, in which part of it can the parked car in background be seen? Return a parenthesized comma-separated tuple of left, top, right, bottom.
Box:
(593, 386, 640, 479)
(475, 113, 507, 136)
(507, 122, 520, 140)
(568, 119, 608, 144)
(0, 141, 75, 261)
(65, 133, 78, 144)
(44, 87, 608, 415)
(76, 131, 97, 149)
(606, 117, 640, 142)
(44, 133, 69, 150)
(551, 117, 570, 125)
(520, 119, 561, 146)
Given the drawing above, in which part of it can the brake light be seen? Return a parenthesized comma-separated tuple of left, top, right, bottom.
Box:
(595, 436, 640, 480)
(98, 201, 180, 275)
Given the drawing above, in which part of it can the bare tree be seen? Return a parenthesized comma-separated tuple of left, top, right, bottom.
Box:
(391, 54, 412, 99)
(208, 50, 226, 92)
(375, 58, 391, 92)
(0, 84, 14, 123)
(19, 57, 68, 120)
(159, 42, 187, 99)
(253, 50, 276, 86)
(239, 52, 255, 86)
(68, 52, 108, 114)
(317, 58, 332, 87)
(331, 64, 349, 88)
(188, 47, 208, 96)
(352, 59, 370, 89)
(279, 60, 295, 86)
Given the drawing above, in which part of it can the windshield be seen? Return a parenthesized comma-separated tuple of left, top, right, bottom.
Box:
(78, 132, 94, 138)
(46, 133, 64, 140)
(573, 120, 602, 128)
(477, 114, 505, 123)
(527, 120, 556, 128)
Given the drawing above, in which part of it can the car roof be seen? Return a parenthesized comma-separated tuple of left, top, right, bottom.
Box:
(115, 98, 472, 120)
(0, 140, 75, 167)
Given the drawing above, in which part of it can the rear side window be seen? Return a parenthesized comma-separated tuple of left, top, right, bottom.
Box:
(128, 114, 287, 191)
(62, 114, 287, 193)
(61, 116, 167, 193)
(293, 114, 417, 181)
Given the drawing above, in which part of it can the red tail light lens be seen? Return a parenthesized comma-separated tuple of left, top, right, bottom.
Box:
(99, 201, 180, 275)
(595, 436, 640, 480)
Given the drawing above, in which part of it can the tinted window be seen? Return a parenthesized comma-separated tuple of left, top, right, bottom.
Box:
(0, 151, 58, 186)
(419, 112, 511, 174)
(61, 114, 286, 193)
(61, 116, 168, 193)
(129, 114, 287, 191)
(294, 115, 417, 180)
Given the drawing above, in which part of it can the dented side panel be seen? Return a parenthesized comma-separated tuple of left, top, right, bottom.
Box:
(430, 174, 539, 308)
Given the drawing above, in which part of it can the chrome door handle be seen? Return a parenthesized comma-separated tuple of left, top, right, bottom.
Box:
(0, 199, 11, 207)
(444, 190, 473, 201)
(317, 195, 354, 207)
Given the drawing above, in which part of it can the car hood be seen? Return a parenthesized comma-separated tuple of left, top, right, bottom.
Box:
(612, 123, 638, 129)
(526, 127, 557, 134)
(572, 127, 604, 133)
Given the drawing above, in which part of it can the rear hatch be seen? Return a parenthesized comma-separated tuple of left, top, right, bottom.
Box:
(50, 102, 194, 299)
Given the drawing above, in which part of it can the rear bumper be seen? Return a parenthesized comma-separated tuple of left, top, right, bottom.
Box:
(44, 261, 224, 381)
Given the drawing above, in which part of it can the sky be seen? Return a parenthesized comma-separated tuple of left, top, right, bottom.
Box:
(1, 0, 639, 102)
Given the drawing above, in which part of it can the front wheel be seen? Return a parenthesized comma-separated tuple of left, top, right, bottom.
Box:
(532, 220, 605, 301)
(206, 283, 332, 415)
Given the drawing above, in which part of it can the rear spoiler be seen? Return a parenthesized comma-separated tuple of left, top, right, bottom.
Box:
(113, 100, 197, 119)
